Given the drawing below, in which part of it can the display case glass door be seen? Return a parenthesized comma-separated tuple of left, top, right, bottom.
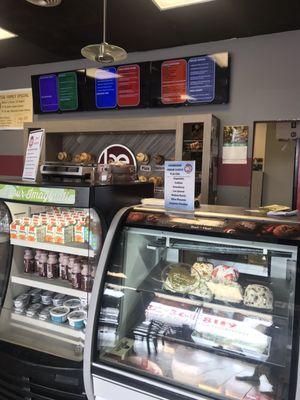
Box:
(94, 226, 298, 400)
(0, 202, 102, 361)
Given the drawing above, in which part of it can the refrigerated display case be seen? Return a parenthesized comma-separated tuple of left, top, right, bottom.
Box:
(84, 205, 300, 400)
(0, 180, 153, 400)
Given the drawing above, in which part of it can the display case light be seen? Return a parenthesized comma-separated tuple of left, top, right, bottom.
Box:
(152, 0, 214, 10)
(0, 27, 17, 40)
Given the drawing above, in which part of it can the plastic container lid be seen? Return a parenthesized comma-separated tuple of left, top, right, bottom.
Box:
(50, 306, 70, 317)
(63, 299, 81, 310)
(68, 310, 86, 323)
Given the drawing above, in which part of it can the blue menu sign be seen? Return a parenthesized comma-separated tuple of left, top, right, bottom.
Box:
(164, 161, 195, 212)
(187, 56, 215, 103)
(39, 74, 59, 112)
(95, 67, 117, 109)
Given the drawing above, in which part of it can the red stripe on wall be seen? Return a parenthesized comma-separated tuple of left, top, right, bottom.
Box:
(218, 158, 252, 187)
(0, 155, 23, 177)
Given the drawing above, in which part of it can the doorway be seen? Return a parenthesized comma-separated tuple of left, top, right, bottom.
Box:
(251, 121, 299, 209)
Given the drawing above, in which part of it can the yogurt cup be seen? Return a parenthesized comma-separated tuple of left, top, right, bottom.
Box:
(68, 310, 86, 330)
(41, 291, 54, 305)
(50, 306, 70, 324)
(52, 294, 66, 307)
(63, 299, 81, 311)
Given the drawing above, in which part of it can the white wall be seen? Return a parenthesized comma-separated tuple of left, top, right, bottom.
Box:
(1, 29, 300, 205)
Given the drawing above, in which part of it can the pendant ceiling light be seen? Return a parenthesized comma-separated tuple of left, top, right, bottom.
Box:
(81, 0, 127, 64)
(25, 0, 61, 6)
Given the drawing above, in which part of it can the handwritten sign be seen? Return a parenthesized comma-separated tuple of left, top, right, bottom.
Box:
(0, 89, 33, 130)
(164, 161, 195, 211)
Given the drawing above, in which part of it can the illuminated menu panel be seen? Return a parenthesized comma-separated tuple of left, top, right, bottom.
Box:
(187, 56, 215, 103)
(95, 67, 117, 109)
(117, 64, 140, 107)
(161, 59, 187, 104)
(58, 71, 78, 111)
(39, 74, 59, 113)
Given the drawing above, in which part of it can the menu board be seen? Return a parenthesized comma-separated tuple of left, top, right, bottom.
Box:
(117, 64, 140, 107)
(31, 52, 229, 114)
(187, 56, 215, 103)
(58, 72, 78, 111)
(39, 74, 59, 113)
(95, 67, 117, 109)
(161, 59, 187, 104)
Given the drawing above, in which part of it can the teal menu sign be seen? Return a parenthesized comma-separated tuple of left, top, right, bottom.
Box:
(58, 72, 78, 111)
(0, 185, 76, 205)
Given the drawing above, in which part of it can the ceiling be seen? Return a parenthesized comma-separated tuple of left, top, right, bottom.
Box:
(0, 0, 300, 68)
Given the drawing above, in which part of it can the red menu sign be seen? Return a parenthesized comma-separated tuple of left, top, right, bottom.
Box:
(117, 64, 140, 107)
(161, 59, 187, 104)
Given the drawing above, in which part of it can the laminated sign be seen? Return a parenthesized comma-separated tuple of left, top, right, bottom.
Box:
(0, 89, 33, 130)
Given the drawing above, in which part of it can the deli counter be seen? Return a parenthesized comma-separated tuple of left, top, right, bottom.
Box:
(84, 205, 300, 400)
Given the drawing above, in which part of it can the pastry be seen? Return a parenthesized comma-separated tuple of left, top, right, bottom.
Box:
(136, 153, 150, 164)
(163, 264, 200, 294)
(192, 262, 213, 280)
(74, 154, 81, 163)
(138, 175, 148, 183)
(273, 224, 299, 237)
(57, 152, 71, 161)
(243, 284, 273, 310)
(126, 212, 146, 223)
(149, 176, 163, 186)
(207, 281, 243, 303)
(154, 154, 165, 165)
(189, 280, 213, 301)
(235, 221, 258, 232)
(211, 265, 239, 282)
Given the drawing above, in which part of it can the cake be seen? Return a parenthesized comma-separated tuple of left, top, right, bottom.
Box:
(211, 265, 239, 283)
(207, 281, 243, 303)
(189, 280, 213, 301)
(243, 284, 273, 310)
(192, 262, 214, 281)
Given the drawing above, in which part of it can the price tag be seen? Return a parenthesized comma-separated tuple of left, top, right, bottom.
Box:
(140, 165, 152, 172)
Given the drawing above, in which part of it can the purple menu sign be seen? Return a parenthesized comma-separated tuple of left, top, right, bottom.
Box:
(187, 56, 215, 103)
(39, 74, 59, 112)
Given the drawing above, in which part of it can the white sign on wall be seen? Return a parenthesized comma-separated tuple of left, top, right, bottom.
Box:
(0, 88, 33, 130)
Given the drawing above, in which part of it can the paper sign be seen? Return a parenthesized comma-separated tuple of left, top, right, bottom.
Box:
(0, 89, 33, 130)
(95, 67, 117, 109)
(187, 56, 215, 103)
(117, 65, 140, 107)
(222, 125, 249, 164)
(164, 161, 195, 211)
(161, 59, 187, 104)
(22, 129, 45, 181)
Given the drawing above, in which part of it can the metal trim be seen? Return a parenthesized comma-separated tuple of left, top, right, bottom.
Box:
(83, 206, 131, 400)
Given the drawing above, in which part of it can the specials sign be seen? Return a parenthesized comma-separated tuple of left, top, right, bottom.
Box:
(0, 88, 33, 130)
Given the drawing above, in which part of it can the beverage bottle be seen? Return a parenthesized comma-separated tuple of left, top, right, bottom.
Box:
(60, 255, 69, 280)
(68, 256, 76, 282)
(81, 262, 93, 292)
(71, 261, 82, 289)
(24, 249, 34, 273)
(58, 253, 65, 279)
(39, 252, 48, 277)
(47, 253, 59, 279)
(34, 250, 42, 274)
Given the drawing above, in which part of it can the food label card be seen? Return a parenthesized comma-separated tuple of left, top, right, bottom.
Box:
(164, 161, 195, 211)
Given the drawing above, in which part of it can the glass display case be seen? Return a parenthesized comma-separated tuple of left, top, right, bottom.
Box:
(0, 180, 153, 400)
(85, 206, 300, 400)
